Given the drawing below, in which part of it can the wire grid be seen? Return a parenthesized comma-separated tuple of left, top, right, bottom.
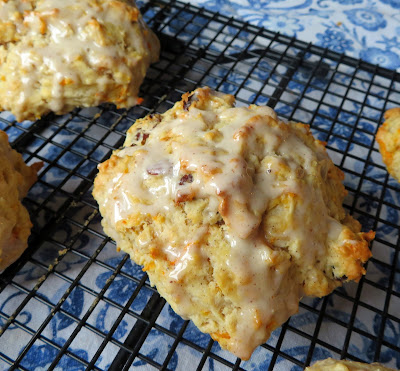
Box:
(0, 0, 399, 369)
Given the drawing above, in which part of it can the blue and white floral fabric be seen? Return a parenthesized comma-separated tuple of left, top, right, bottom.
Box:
(185, 0, 400, 71)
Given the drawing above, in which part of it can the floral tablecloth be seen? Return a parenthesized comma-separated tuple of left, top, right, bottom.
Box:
(184, 0, 400, 71)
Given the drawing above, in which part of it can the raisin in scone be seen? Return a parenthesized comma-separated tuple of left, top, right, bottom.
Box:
(376, 108, 400, 182)
(93, 87, 374, 360)
(0, 0, 160, 122)
(0, 130, 42, 271)
(306, 358, 397, 371)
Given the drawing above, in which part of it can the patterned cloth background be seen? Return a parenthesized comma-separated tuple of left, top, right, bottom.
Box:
(184, 0, 400, 71)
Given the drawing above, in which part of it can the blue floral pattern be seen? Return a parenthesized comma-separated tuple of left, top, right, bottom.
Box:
(316, 29, 355, 53)
(344, 8, 386, 31)
(380, 0, 400, 8)
(185, 0, 400, 70)
(360, 47, 400, 69)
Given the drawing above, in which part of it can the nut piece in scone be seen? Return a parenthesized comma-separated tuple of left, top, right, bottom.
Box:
(0, 130, 42, 271)
(0, 0, 160, 122)
(376, 107, 400, 182)
(93, 87, 374, 360)
(306, 357, 397, 371)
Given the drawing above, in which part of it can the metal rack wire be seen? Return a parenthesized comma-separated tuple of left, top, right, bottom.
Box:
(0, 0, 399, 369)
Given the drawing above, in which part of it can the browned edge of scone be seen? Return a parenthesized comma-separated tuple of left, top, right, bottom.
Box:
(376, 107, 400, 182)
(0, 129, 43, 271)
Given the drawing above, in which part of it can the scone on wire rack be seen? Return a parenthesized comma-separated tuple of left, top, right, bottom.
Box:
(0, 131, 42, 272)
(0, 0, 160, 122)
(306, 357, 397, 370)
(93, 87, 374, 360)
(376, 107, 400, 182)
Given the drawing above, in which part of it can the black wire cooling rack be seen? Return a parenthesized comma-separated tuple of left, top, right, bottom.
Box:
(1, 0, 400, 370)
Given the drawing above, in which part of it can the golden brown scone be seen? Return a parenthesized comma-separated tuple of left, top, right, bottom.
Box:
(0, 130, 42, 271)
(93, 87, 374, 360)
(306, 358, 398, 371)
(376, 108, 400, 182)
(0, 0, 160, 122)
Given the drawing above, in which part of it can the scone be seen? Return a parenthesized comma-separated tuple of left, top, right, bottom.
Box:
(0, 0, 160, 122)
(0, 130, 42, 271)
(376, 108, 400, 182)
(93, 87, 374, 360)
(306, 357, 398, 370)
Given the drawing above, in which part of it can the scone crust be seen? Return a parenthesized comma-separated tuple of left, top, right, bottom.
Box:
(0, 130, 41, 270)
(93, 87, 374, 360)
(0, 0, 160, 121)
(306, 357, 397, 371)
(376, 107, 400, 182)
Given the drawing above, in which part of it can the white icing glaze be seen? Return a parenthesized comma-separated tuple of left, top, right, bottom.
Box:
(101, 93, 346, 358)
(0, 0, 153, 117)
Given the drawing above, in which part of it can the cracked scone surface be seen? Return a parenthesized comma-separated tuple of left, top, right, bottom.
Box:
(0, 0, 160, 122)
(93, 87, 374, 360)
(306, 358, 397, 371)
(0, 130, 41, 271)
(376, 108, 400, 182)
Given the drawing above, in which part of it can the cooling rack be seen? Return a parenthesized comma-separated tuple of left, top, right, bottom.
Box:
(0, 0, 399, 370)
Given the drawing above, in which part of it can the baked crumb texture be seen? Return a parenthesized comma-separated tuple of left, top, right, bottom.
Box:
(0, 0, 160, 122)
(376, 107, 400, 182)
(93, 87, 375, 360)
(0, 130, 42, 271)
(306, 357, 397, 371)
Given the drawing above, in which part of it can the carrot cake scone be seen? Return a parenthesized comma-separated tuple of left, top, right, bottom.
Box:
(0, 0, 160, 122)
(93, 87, 374, 360)
(376, 108, 400, 182)
(0, 130, 41, 271)
(306, 357, 397, 371)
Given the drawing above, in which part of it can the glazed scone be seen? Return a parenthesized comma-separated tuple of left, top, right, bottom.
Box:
(306, 358, 398, 371)
(93, 87, 374, 360)
(0, 0, 160, 122)
(376, 108, 400, 182)
(0, 130, 42, 271)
